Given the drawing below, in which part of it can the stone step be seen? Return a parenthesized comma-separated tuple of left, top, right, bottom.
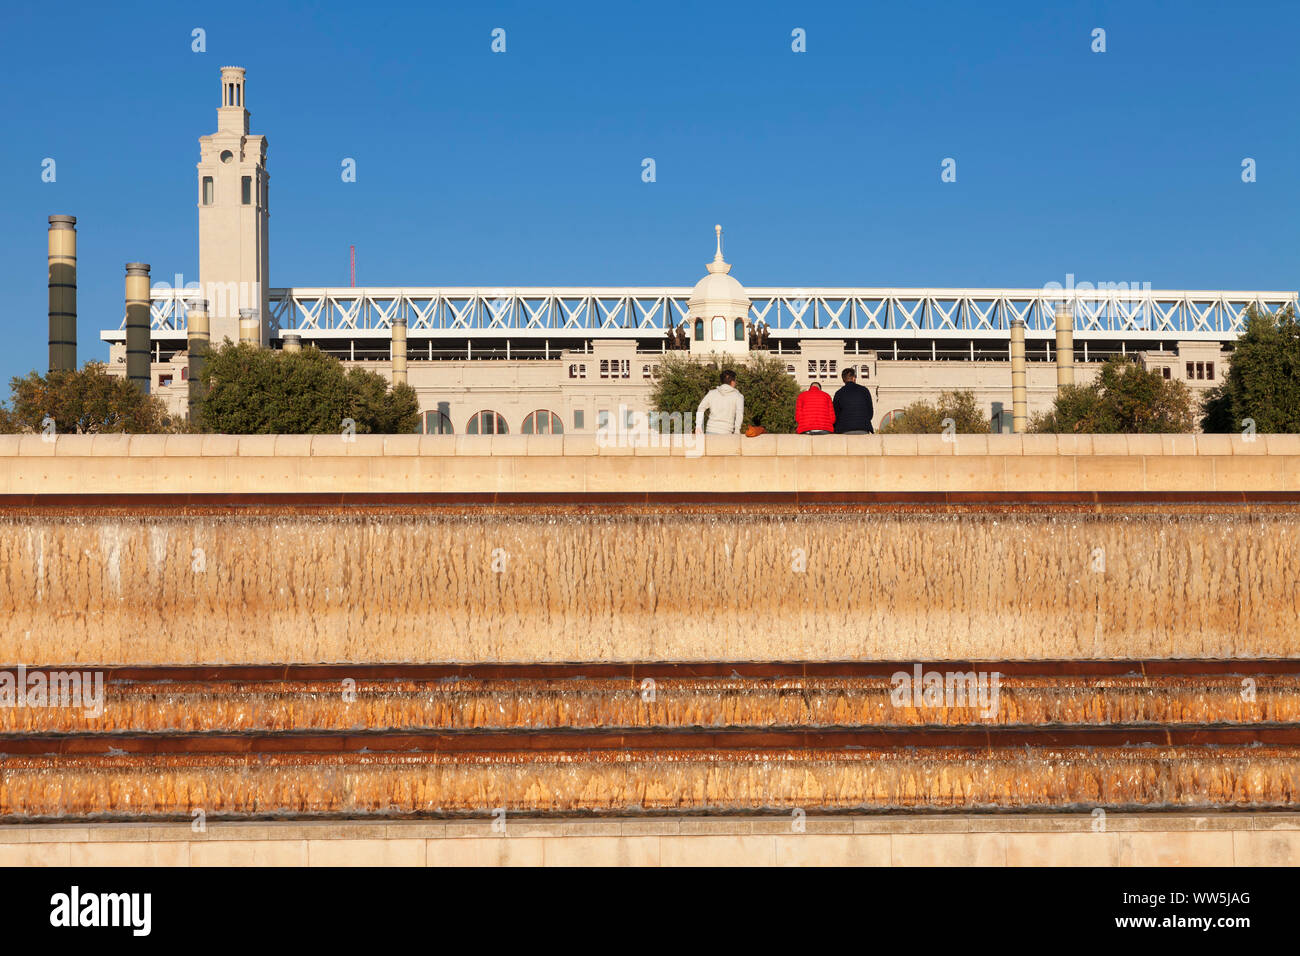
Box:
(3, 673, 1298, 734)
(2, 745, 1298, 819)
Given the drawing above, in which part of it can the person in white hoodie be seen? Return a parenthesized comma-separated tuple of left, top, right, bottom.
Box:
(695, 369, 745, 435)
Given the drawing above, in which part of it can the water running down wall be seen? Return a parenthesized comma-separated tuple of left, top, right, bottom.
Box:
(1, 507, 1297, 665)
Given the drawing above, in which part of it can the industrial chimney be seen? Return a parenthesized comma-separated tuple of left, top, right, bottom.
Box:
(1009, 318, 1027, 433)
(238, 309, 260, 346)
(391, 317, 408, 386)
(124, 263, 151, 392)
(187, 298, 210, 420)
(1054, 302, 1075, 389)
(47, 215, 77, 372)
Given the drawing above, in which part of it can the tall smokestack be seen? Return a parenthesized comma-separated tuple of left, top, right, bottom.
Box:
(238, 309, 260, 346)
(47, 215, 77, 372)
(187, 298, 210, 421)
(124, 263, 151, 392)
(391, 317, 408, 386)
(1054, 302, 1074, 390)
(1010, 318, 1027, 434)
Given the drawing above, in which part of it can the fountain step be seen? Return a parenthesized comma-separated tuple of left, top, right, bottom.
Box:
(2, 745, 1298, 819)
(5, 505, 1300, 665)
(4, 727, 1300, 751)
(3, 671, 1297, 734)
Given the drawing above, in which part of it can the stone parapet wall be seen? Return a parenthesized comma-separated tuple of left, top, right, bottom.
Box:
(1, 433, 1299, 495)
(5, 815, 1296, 867)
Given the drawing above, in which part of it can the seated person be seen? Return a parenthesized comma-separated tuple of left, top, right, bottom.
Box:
(832, 368, 874, 433)
(795, 382, 835, 434)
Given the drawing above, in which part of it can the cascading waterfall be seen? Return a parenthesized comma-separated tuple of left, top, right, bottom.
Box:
(1, 508, 1297, 665)
(1, 504, 1298, 819)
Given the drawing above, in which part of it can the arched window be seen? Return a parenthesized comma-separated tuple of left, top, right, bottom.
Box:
(711, 316, 726, 341)
(693, 319, 704, 341)
(521, 410, 563, 435)
(466, 410, 508, 435)
(734, 318, 745, 341)
(421, 409, 453, 434)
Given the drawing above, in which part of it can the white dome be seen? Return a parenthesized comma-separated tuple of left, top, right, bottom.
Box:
(690, 268, 747, 304)
(688, 225, 749, 315)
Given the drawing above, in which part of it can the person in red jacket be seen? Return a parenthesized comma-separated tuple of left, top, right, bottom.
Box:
(795, 382, 836, 434)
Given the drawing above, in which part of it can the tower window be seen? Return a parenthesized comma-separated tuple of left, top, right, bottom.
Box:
(202, 177, 213, 205)
(241, 176, 252, 205)
(734, 318, 745, 341)
(694, 319, 704, 341)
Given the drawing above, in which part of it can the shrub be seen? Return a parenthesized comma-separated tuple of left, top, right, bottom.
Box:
(1, 362, 174, 434)
(1030, 357, 1194, 433)
(878, 390, 989, 434)
(1200, 304, 1300, 433)
(198, 340, 419, 434)
(650, 352, 800, 433)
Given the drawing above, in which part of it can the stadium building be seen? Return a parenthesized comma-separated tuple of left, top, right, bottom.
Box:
(77, 68, 1298, 433)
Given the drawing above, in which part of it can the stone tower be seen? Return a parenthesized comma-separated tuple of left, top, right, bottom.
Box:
(197, 67, 270, 346)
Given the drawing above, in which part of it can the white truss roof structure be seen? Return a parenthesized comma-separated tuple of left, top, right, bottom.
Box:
(107, 287, 1300, 343)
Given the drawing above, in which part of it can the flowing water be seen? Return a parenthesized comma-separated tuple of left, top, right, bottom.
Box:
(2, 504, 1298, 818)
(1, 508, 1298, 665)
(0, 676, 1297, 734)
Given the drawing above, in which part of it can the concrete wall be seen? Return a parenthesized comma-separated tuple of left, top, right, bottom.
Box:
(1, 432, 1298, 495)
(2, 815, 1297, 867)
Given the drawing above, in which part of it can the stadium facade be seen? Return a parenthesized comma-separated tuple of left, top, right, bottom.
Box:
(89, 68, 1298, 433)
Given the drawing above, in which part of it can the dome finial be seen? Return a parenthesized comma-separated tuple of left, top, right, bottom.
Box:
(707, 224, 731, 275)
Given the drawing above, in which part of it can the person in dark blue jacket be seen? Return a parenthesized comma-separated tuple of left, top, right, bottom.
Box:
(832, 367, 875, 433)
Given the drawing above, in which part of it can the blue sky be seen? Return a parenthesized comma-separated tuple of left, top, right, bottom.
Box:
(2, 0, 1297, 393)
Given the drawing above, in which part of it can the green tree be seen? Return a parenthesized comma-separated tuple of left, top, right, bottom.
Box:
(1, 362, 173, 434)
(649, 352, 800, 433)
(734, 353, 800, 433)
(1031, 356, 1195, 433)
(879, 390, 990, 434)
(344, 367, 421, 435)
(648, 353, 715, 424)
(197, 341, 419, 434)
(1200, 304, 1300, 433)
